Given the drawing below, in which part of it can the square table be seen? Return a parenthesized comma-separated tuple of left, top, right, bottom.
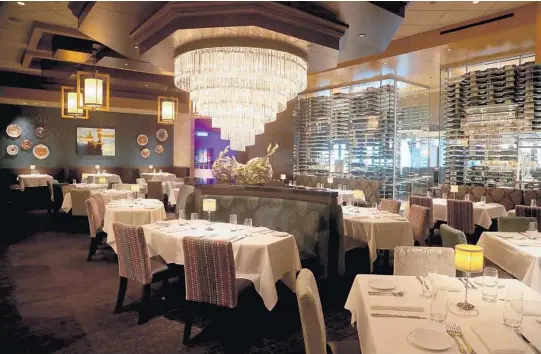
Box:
(345, 275, 541, 354)
(342, 206, 413, 271)
(140, 221, 301, 311)
(433, 198, 508, 229)
(61, 189, 133, 213)
(85, 173, 122, 184)
(478, 232, 541, 293)
(140, 172, 176, 182)
(17, 174, 54, 191)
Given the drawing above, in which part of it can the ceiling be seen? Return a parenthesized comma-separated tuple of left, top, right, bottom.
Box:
(0, 1, 537, 97)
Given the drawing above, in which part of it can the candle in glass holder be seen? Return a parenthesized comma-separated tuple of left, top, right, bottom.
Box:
(202, 199, 217, 231)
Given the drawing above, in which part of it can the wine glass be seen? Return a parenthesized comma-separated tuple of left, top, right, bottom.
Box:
(178, 210, 186, 225)
(190, 213, 198, 229)
(229, 214, 238, 231)
(244, 218, 253, 227)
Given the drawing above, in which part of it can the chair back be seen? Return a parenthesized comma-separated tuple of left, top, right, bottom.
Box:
(182, 237, 237, 308)
(379, 199, 401, 214)
(408, 205, 430, 245)
(176, 185, 195, 215)
(447, 199, 474, 234)
(71, 189, 92, 216)
(112, 222, 152, 285)
(409, 196, 434, 228)
(115, 184, 132, 191)
(440, 224, 467, 248)
(85, 196, 103, 238)
(296, 268, 327, 354)
(147, 181, 164, 200)
(94, 193, 106, 220)
(394, 246, 455, 277)
(498, 216, 536, 232)
(515, 205, 541, 231)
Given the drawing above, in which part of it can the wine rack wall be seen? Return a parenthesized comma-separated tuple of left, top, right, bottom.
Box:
(443, 61, 541, 186)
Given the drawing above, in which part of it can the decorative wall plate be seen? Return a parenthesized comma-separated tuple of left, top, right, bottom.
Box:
(137, 134, 148, 146)
(21, 139, 33, 150)
(7, 145, 18, 156)
(141, 148, 150, 158)
(156, 128, 168, 142)
(35, 127, 45, 138)
(155, 145, 164, 154)
(6, 124, 22, 138)
(33, 144, 50, 160)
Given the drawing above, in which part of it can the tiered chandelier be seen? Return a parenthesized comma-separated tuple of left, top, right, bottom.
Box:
(174, 44, 308, 151)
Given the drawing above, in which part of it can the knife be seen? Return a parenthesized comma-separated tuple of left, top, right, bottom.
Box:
(371, 313, 427, 319)
(516, 331, 541, 354)
(416, 275, 429, 291)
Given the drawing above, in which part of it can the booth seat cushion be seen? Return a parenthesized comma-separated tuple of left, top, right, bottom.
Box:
(200, 194, 338, 277)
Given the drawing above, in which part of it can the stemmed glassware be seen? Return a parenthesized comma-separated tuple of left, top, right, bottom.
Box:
(229, 214, 238, 231)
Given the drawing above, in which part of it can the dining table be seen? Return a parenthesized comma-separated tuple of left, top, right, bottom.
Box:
(138, 221, 301, 310)
(342, 206, 414, 271)
(140, 172, 176, 182)
(432, 198, 508, 229)
(345, 274, 541, 354)
(478, 231, 541, 293)
(61, 189, 132, 213)
(85, 173, 122, 184)
(17, 174, 54, 191)
(104, 199, 166, 245)
(73, 183, 108, 190)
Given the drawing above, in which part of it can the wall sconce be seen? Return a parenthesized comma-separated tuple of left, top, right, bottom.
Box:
(158, 96, 178, 124)
(76, 71, 110, 111)
(61, 86, 89, 119)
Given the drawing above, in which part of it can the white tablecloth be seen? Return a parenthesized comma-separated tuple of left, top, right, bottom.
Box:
(86, 173, 122, 184)
(170, 188, 179, 206)
(140, 172, 176, 182)
(345, 275, 541, 354)
(433, 198, 508, 229)
(17, 174, 54, 191)
(61, 189, 132, 213)
(342, 207, 414, 270)
(104, 200, 166, 246)
(478, 232, 541, 293)
(74, 183, 107, 190)
(141, 221, 301, 310)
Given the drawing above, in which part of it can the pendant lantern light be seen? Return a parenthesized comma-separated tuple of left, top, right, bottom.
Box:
(76, 48, 110, 111)
(61, 86, 89, 119)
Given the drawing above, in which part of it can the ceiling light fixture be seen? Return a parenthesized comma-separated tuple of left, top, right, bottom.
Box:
(472, 1, 479, 4)
(416, 72, 420, 75)
(76, 48, 110, 111)
(358, 33, 366, 38)
(174, 44, 307, 151)
(17, 2, 25, 5)
(383, 62, 388, 65)
(134, 46, 139, 49)
(61, 86, 89, 119)
(157, 96, 178, 124)
(447, 48, 451, 52)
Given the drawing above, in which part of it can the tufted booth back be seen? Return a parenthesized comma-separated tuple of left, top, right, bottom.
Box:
(440, 184, 523, 211)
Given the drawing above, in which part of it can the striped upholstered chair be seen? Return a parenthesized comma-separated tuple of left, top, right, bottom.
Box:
(446, 200, 474, 239)
(181, 236, 254, 344)
(515, 205, 541, 231)
(112, 222, 173, 324)
(379, 199, 401, 214)
(85, 196, 106, 261)
(410, 196, 435, 245)
(94, 193, 106, 220)
(408, 205, 431, 246)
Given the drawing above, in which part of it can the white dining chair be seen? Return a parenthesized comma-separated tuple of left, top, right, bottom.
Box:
(393, 246, 456, 277)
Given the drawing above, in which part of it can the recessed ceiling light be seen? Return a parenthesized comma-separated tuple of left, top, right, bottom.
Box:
(144, 84, 148, 87)
(472, 1, 480, 4)
(447, 48, 451, 52)
(358, 33, 366, 38)
(17, 2, 25, 5)
(383, 62, 388, 65)
(134, 46, 139, 49)
(124, 63, 128, 66)
(416, 72, 420, 75)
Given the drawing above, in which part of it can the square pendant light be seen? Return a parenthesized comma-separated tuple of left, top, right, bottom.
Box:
(61, 86, 89, 119)
(158, 96, 178, 124)
(76, 71, 110, 111)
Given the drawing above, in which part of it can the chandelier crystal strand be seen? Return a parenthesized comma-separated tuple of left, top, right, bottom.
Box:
(175, 46, 307, 151)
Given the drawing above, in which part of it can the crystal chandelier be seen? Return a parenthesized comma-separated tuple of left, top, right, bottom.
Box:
(174, 45, 307, 151)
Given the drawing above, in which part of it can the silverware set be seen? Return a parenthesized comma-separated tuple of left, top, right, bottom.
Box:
(368, 290, 404, 297)
(446, 323, 476, 354)
(370, 313, 426, 319)
(515, 330, 541, 354)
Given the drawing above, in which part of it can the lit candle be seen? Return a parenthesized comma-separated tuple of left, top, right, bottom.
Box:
(327, 177, 334, 184)
(149, 165, 153, 169)
(95, 165, 100, 170)
(30, 165, 36, 170)
(280, 174, 286, 181)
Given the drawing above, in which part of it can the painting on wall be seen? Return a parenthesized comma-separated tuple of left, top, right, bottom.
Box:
(76, 127, 116, 156)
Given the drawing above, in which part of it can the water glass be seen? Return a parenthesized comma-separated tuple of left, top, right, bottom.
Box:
(244, 218, 253, 227)
(178, 210, 186, 225)
(288, 181, 293, 186)
(72, 179, 77, 185)
(337, 184, 342, 191)
(293, 181, 297, 187)
(464, 194, 470, 201)
(421, 267, 438, 298)
(342, 185, 347, 191)
(528, 221, 538, 232)
(482, 267, 499, 303)
(427, 191, 432, 198)
(430, 287, 448, 323)
(229, 214, 238, 231)
(531, 199, 537, 207)
(159, 169, 163, 173)
(503, 288, 523, 328)
(442, 193, 448, 200)
(480, 196, 486, 204)
(190, 213, 199, 229)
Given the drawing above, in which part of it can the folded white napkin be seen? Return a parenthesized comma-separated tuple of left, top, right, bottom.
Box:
(508, 240, 541, 247)
(521, 300, 541, 316)
(370, 297, 425, 312)
(471, 321, 528, 354)
(269, 231, 289, 237)
(370, 303, 425, 312)
(429, 274, 463, 292)
(250, 227, 268, 233)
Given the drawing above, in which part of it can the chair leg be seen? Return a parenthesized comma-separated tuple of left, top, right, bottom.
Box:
(86, 237, 99, 261)
(114, 276, 128, 313)
(183, 304, 194, 345)
(138, 284, 151, 325)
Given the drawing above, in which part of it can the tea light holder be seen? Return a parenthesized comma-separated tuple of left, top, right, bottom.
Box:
(202, 199, 217, 231)
(327, 176, 334, 188)
(30, 165, 36, 174)
(450, 185, 458, 199)
(280, 174, 286, 184)
(95, 165, 100, 174)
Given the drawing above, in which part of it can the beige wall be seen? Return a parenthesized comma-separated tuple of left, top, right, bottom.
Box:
(173, 113, 193, 169)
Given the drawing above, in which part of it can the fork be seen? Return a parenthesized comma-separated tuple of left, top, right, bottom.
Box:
(446, 324, 466, 354)
(450, 324, 476, 354)
(368, 290, 405, 297)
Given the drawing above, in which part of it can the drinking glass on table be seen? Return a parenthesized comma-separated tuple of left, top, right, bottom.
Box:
(72, 179, 77, 185)
(528, 221, 538, 232)
(442, 193, 448, 200)
(430, 287, 448, 323)
(480, 196, 486, 204)
(503, 288, 523, 329)
(190, 213, 199, 229)
(421, 267, 438, 298)
(531, 199, 537, 207)
(178, 210, 186, 225)
(464, 194, 470, 201)
(482, 267, 499, 303)
(427, 191, 432, 198)
(337, 184, 342, 191)
(229, 214, 238, 231)
(244, 218, 253, 227)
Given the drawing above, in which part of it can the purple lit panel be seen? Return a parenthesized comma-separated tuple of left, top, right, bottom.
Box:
(193, 118, 236, 169)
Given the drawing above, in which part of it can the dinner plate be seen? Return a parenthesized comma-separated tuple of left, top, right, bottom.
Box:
(7, 144, 18, 156)
(494, 233, 516, 239)
(407, 328, 452, 351)
(368, 279, 396, 291)
(473, 277, 505, 288)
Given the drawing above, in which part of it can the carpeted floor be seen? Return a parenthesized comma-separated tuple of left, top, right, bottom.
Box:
(0, 212, 358, 354)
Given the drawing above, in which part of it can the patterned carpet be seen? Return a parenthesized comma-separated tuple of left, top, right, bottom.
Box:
(0, 211, 358, 354)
